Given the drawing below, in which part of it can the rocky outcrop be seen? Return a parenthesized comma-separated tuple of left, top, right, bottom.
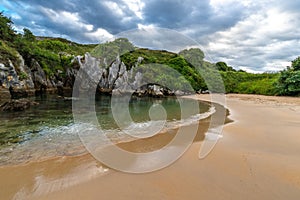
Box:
(30, 59, 48, 94)
(77, 53, 151, 96)
(1, 99, 39, 111)
(75, 53, 188, 97)
(0, 51, 187, 100)
(17, 54, 35, 90)
(134, 84, 175, 97)
(0, 52, 81, 98)
(0, 53, 37, 98)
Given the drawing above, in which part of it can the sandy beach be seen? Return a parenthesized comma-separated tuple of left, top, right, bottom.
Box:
(0, 94, 300, 200)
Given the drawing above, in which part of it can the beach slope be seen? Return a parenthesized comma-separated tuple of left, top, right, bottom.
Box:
(1, 94, 300, 200)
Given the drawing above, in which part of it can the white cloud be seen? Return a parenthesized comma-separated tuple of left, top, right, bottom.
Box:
(122, 0, 145, 19)
(85, 28, 114, 43)
(137, 23, 155, 30)
(210, 0, 252, 12)
(10, 13, 21, 20)
(238, 66, 260, 73)
(118, 27, 201, 53)
(204, 3, 300, 72)
(2, 0, 300, 72)
(41, 8, 94, 32)
(102, 1, 125, 17)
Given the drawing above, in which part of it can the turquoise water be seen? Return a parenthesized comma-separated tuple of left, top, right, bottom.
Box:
(0, 95, 212, 165)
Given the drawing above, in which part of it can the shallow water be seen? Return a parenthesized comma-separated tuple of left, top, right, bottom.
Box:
(0, 95, 212, 165)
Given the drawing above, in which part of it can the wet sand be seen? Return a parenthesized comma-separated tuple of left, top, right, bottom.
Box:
(1, 94, 300, 200)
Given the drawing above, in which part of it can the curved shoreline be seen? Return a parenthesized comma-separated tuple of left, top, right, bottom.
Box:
(0, 97, 227, 199)
(0, 98, 218, 167)
(1, 94, 299, 199)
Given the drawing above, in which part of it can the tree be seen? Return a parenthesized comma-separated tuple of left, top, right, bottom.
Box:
(0, 12, 16, 41)
(23, 28, 35, 42)
(215, 62, 235, 71)
(291, 56, 300, 71)
(277, 57, 300, 96)
(91, 38, 135, 65)
(179, 48, 205, 68)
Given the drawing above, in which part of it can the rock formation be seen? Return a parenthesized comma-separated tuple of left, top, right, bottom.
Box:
(0, 52, 181, 100)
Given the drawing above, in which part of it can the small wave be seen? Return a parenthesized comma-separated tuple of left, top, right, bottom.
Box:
(0, 105, 216, 166)
(108, 105, 216, 140)
(179, 106, 216, 126)
(0, 123, 88, 165)
(205, 132, 223, 141)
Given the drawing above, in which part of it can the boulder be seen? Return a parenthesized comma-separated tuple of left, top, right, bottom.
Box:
(175, 90, 185, 96)
(1, 99, 39, 111)
(0, 63, 8, 71)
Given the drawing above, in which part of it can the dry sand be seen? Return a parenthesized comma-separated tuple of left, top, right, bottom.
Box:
(0, 94, 300, 200)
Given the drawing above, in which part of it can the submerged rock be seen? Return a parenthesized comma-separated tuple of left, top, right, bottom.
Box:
(0, 88, 11, 105)
(0, 88, 11, 99)
(1, 99, 39, 111)
(9, 86, 28, 99)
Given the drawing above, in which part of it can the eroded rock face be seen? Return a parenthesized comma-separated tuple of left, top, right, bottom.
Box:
(31, 59, 48, 91)
(0, 52, 82, 98)
(0, 99, 39, 111)
(0, 52, 182, 99)
(76, 53, 176, 97)
(0, 53, 35, 98)
(77, 53, 141, 95)
(17, 54, 35, 90)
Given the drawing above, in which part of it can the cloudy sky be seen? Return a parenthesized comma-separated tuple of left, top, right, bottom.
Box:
(1, 0, 300, 72)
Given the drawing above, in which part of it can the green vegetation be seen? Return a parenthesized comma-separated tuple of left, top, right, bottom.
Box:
(120, 48, 206, 91)
(216, 62, 235, 72)
(91, 38, 135, 65)
(176, 48, 281, 95)
(14, 35, 96, 76)
(0, 12, 15, 42)
(178, 48, 225, 93)
(132, 63, 193, 91)
(277, 57, 300, 96)
(0, 12, 96, 77)
(0, 39, 18, 64)
(18, 71, 28, 80)
(85, 36, 300, 95)
(221, 71, 279, 95)
(0, 12, 299, 96)
(92, 42, 206, 91)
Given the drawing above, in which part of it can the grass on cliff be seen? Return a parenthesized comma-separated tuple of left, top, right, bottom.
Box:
(0, 40, 19, 66)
